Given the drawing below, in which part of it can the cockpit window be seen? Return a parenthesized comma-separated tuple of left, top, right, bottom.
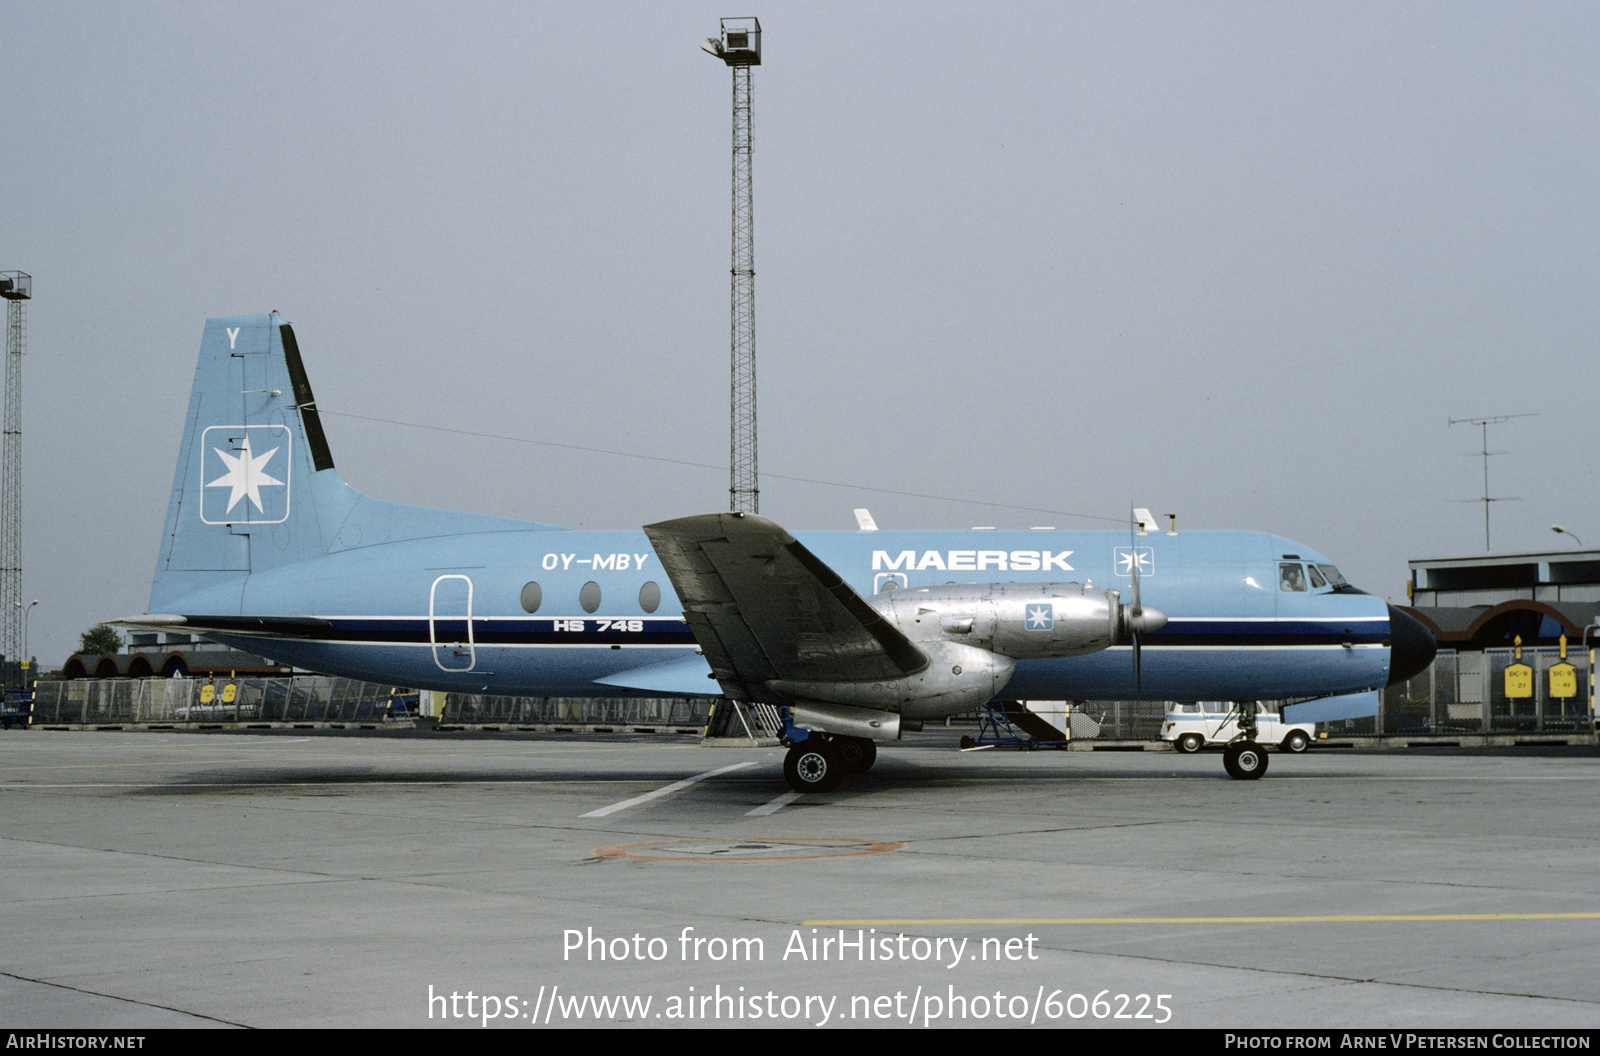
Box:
(1279, 563, 1307, 592)
(1317, 564, 1349, 588)
(1307, 564, 1327, 590)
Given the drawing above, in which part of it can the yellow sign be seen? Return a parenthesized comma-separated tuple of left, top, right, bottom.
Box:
(1550, 663, 1578, 699)
(200, 685, 214, 704)
(221, 683, 237, 704)
(1505, 663, 1534, 699)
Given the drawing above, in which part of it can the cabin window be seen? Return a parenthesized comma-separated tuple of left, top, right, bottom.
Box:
(520, 582, 542, 613)
(1279, 563, 1307, 591)
(580, 581, 602, 613)
(639, 581, 661, 614)
(1307, 564, 1327, 590)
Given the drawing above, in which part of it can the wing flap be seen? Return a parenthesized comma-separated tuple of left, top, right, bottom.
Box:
(645, 513, 926, 702)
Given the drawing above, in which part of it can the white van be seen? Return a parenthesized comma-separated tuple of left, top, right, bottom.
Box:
(1161, 701, 1314, 754)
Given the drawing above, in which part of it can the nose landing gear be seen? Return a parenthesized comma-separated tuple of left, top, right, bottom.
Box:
(1222, 701, 1268, 780)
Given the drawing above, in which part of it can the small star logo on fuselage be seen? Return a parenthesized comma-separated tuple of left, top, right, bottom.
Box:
(1115, 548, 1154, 577)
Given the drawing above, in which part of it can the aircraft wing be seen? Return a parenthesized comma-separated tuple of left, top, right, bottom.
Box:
(643, 513, 928, 704)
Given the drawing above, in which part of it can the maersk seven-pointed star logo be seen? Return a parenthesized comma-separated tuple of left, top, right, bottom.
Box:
(1025, 603, 1054, 631)
(200, 425, 292, 524)
(1114, 547, 1154, 578)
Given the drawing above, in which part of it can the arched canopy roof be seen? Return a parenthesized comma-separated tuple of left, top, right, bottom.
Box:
(1404, 601, 1600, 647)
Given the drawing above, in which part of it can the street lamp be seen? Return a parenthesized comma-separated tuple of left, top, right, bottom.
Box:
(1552, 525, 1585, 548)
(16, 599, 36, 686)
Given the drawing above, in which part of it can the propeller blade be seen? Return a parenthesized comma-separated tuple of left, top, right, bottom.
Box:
(1124, 507, 1168, 695)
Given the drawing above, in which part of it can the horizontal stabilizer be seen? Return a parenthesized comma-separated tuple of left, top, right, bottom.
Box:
(644, 512, 927, 703)
(113, 614, 333, 638)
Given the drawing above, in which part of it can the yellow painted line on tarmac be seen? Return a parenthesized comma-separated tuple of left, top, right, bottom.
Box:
(803, 912, 1600, 926)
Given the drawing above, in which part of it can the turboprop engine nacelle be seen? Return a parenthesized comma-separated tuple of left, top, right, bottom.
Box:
(867, 582, 1166, 660)
(770, 639, 1017, 723)
(763, 583, 1168, 737)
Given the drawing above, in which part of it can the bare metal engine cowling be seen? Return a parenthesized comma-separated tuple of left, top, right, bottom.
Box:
(771, 583, 1165, 730)
(869, 582, 1140, 659)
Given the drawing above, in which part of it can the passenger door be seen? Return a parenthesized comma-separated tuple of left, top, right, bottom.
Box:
(430, 574, 475, 672)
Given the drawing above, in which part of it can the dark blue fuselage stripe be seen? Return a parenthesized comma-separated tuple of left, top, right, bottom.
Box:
(221, 616, 1388, 650)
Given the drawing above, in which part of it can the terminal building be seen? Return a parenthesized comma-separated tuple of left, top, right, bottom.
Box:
(1391, 548, 1600, 739)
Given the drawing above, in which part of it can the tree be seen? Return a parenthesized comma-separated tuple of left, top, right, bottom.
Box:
(79, 624, 122, 656)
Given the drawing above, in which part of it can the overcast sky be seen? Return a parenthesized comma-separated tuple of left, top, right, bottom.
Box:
(3, 1, 1597, 666)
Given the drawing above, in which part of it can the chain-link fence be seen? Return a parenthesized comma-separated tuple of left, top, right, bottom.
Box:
(31, 677, 399, 724)
(28, 679, 716, 729)
(1056, 699, 1169, 740)
(440, 693, 713, 727)
(1381, 647, 1593, 735)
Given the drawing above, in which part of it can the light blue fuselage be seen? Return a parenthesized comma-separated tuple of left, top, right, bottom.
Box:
(177, 515, 1392, 703)
(144, 314, 1411, 712)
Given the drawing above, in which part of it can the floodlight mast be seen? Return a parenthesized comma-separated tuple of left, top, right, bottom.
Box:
(0, 272, 30, 685)
(705, 18, 761, 514)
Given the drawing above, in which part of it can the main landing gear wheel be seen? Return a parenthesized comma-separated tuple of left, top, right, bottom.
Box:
(1281, 729, 1311, 754)
(1174, 733, 1204, 754)
(784, 739, 843, 793)
(831, 736, 877, 774)
(1223, 741, 1268, 780)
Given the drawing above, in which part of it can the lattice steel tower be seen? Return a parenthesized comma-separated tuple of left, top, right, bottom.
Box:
(702, 18, 761, 513)
(0, 272, 30, 680)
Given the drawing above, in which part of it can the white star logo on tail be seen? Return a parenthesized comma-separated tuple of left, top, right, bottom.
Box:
(207, 436, 284, 514)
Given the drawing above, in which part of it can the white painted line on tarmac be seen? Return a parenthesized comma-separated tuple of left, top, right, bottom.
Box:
(746, 791, 803, 816)
(580, 761, 759, 817)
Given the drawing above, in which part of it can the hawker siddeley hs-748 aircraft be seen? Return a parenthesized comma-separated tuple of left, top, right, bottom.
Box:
(122, 314, 1436, 790)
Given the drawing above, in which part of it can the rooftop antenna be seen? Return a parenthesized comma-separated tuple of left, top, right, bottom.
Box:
(1449, 412, 1536, 551)
(703, 17, 761, 514)
(0, 272, 30, 685)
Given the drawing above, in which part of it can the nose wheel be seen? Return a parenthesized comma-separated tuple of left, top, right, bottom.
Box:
(1222, 740, 1268, 780)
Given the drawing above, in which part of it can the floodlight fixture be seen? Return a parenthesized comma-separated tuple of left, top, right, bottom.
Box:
(703, 17, 760, 66)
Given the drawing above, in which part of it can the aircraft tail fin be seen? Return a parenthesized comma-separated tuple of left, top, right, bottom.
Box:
(150, 313, 353, 611)
(150, 314, 562, 615)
